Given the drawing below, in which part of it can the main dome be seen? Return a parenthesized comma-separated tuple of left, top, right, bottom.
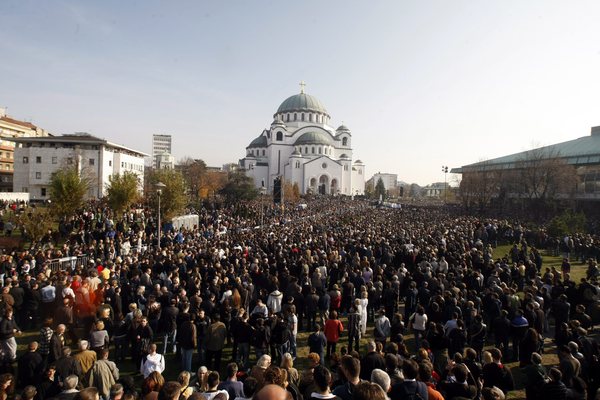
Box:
(277, 93, 329, 115)
(295, 131, 332, 145)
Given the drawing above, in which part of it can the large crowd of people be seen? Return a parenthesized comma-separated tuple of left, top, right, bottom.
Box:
(0, 197, 599, 400)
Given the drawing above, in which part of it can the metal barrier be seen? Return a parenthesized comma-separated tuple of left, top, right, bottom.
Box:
(47, 255, 90, 272)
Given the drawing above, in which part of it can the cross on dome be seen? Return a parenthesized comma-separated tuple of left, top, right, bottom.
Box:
(299, 81, 306, 94)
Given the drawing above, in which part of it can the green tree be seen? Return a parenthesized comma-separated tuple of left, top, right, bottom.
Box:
(19, 207, 54, 246)
(49, 167, 91, 218)
(375, 177, 386, 200)
(547, 210, 586, 237)
(149, 169, 187, 221)
(219, 171, 258, 204)
(106, 172, 141, 217)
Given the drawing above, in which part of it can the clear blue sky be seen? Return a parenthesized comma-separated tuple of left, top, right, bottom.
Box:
(2, 0, 600, 185)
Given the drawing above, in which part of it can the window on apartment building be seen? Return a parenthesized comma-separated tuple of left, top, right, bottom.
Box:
(89, 158, 95, 166)
(36, 156, 41, 163)
(109, 160, 112, 166)
(41, 188, 46, 196)
(52, 157, 57, 164)
(35, 172, 41, 179)
(23, 157, 28, 164)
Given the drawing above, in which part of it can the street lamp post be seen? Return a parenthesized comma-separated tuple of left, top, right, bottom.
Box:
(442, 166, 449, 202)
(155, 181, 166, 250)
(260, 187, 267, 227)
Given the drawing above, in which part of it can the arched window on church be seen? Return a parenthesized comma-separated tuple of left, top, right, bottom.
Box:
(267, 132, 271, 139)
(312, 147, 315, 154)
(344, 164, 348, 171)
(286, 114, 290, 122)
(294, 113, 297, 121)
(295, 161, 300, 168)
(262, 150, 265, 156)
(342, 137, 348, 146)
(305, 147, 308, 154)
(319, 147, 322, 154)
(276, 131, 283, 141)
(309, 114, 313, 122)
(301, 113, 305, 121)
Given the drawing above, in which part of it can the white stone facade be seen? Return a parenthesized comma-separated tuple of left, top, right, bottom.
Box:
(12, 134, 147, 200)
(240, 90, 365, 195)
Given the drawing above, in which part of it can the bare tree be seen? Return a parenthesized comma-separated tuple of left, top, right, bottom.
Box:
(459, 160, 500, 211)
(516, 147, 579, 201)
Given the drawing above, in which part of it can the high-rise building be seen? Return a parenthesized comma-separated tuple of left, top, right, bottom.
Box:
(152, 134, 172, 168)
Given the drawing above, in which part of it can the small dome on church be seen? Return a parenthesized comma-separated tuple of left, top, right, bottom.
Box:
(354, 159, 363, 164)
(247, 135, 267, 148)
(271, 115, 285, 126)
(295, 131, 332, 145)
(291, 149, 302, 157)
(336, 125, 350, 132)
(277, 93, 329, 115)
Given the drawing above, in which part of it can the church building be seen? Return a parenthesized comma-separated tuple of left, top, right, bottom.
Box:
(240, 84, 365, 196)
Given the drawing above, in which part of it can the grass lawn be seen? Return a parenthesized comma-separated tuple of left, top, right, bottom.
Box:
(491, 244, 589, 399)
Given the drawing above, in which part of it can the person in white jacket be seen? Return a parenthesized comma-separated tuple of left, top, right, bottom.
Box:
(267, 290, 283, 314)
(140, 343, 165, 378)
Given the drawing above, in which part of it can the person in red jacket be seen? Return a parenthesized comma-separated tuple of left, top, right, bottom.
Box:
(324, 311, 343, 359)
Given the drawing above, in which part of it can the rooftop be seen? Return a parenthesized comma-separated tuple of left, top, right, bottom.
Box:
(9, 134, 149, 157)
(453, 126, 600, 173)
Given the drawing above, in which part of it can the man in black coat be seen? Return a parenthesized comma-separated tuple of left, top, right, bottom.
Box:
(9, 281, 24, 327)
(23, 281, 41, 330)
(492, 310, 511, 354)
(17, 341, 44, 388)
(305, 288, 320, 330)
(438, 363, 478, 400)
(552, 295, 571, 337)
(54, 347, 82, 385)
(161, 298, 179, 354)
(360, 340, 385, 381)
(48, 324, 66, 365)
(390, 359, 429, 400)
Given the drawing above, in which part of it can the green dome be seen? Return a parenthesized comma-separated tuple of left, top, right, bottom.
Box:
(277, 93, 329, 115)
(295, 131, 332, 145)
(247, 135, 267, 148)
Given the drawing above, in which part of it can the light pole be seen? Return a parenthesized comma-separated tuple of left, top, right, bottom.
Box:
(442, 166, 449, 202)
(260, 187, 266, 227)
(155, 181, 166, 250)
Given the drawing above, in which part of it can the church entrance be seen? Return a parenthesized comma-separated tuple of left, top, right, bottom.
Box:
(319, 175, 329, 195)
(330, 179, 338, 195)
(309, 178, 317, 194)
